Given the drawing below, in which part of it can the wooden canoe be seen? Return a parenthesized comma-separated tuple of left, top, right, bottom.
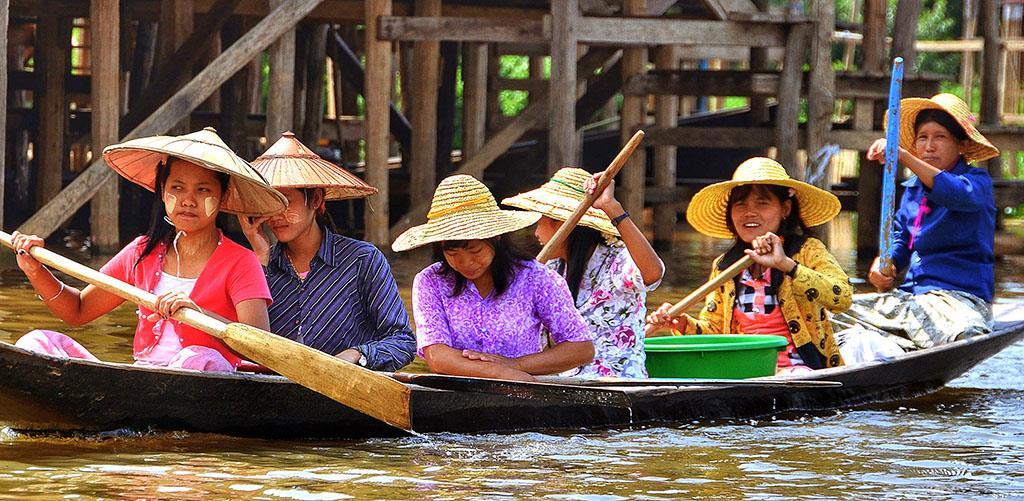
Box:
(0, 314, 1021, 438)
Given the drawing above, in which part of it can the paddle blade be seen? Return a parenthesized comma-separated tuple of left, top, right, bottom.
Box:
(223, 323, 413, 430)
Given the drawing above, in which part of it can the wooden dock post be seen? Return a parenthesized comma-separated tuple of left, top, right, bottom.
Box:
(365, 0, 393, 247)
(549, 0, 580, 174)
(855, 0, 886, 259)
(90, 0, 120, 252)
(806, 0, 835, 186)
(410, 0, 440, 210)
(775, 22, 808, 173)
(266, 0, 296, 140)
(35, 15, 69, 212)
(462, 43, 488, 158)
(652, 45, 678, 250)
(300, 24, 329, 145)
(0, 0, 7, 228)
(620, 0, 648, 221)
(892, 0, 921, 66)
(981, 0, 1003, 227)
(157, 0, 193, 133)
(749, 0, 771, 126)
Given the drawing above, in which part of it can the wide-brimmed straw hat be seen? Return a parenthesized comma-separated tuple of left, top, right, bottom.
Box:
(251, 131, 378, 200)
(392, 175, 541, 252)
(886, 93, 999, 163)
(501, 167, 618, 237)
(686, 157, 841, 239)
(102, 127, 287, 216)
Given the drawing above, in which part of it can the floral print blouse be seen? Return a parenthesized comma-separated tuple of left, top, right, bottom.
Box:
(550, 240, 661, 378)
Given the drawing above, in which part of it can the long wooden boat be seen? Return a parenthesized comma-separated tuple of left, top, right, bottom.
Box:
(1, 312, 1022, 438)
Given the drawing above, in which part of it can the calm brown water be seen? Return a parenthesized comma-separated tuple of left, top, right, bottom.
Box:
(0, 214, 1022, 498)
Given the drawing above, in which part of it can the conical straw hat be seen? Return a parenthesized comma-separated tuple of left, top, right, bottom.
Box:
(884, 93, 1000, 164)
(251, 131, 378, 200)
(102, 127, 287, 216)
(502, 167, 618, 236)
(686, 157, 841, 239)
(392, 175, 541, 252)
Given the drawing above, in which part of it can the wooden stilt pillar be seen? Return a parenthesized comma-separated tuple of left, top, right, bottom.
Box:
(981, 0, 1003, 227)
(301, 25, 329, 145)
(158, 0, 193, 133)
(892, 0, 921, 65)
(549, 0, 579, 174)
(90, 0, 121, 252)
(365, 0, 393, 247)
(653, 45, 678, 250)
(749, 0, 770, 126)
(462, 43, 488, 158)
(36, 15, 69, 211)
(620, 0, 647, 221)
(0, 0, 7, 228)
(266, 0, 296, 140)
(410, 0, 440, 210)
(435, 42, 458, 178)
(856, 0, 886, 259)
(806, 0, 835, 185)
(486, 44, 501, 134)
(775, 23, 808, 173)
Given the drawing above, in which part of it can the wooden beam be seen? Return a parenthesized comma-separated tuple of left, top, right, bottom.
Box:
(435, 41, 459, 177)
(461, 43, 488, 157)
(981, 0, 1002, 179)
(619, 0, 647, 219)
(549, 0, 579, 174)
(805, 0, 835, 186)
(409, 0, 441, 210)
(90, 0, 121, 252)
(18, 0, 330, 238)
(749, 0, 770, 126)
(266, 0, 296, 139)
(378, 16, 550, 43)
(35, 15, 69, 211)
(578, 18, 789, 46)
(158, 0, 193, 133)
(646, 126, 775, 148)
(364, 0, 392, 246)
(775, 23, 809, 172)
(652, 45, 678, 249)
(300, 25, 329, 144)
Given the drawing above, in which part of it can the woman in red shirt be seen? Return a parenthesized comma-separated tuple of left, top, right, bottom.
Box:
(10, 128, 286, 371)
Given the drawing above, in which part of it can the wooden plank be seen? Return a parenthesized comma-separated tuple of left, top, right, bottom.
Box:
(619, 0, 647, 219)
(461, 43, 488, 157)
(35, 15, 69, 211)
(18, 0, 329, 239)
(378, 16, 550, 43)
(364, 0, 392, 246)
(266, 0, 296, 140)
(549, 0, 579, 174)
(0, 0, 7, 229)
(775, 23, 809, 172)
(700, 0, 729, 21)
(90, 0, 121, 252)
(805, 0, 835, 187)
(652, 45, 678, 249)
(646, 126, 775, 148)
(624, 70, 780, 96)
(917, 39, 984, 52)
(578, 18, 787, 47)
(410, 0, 441, 210)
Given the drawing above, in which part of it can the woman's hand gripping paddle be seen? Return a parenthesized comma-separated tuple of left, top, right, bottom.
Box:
(645, 255, 756, 336)
(0, 231, 414, 431)
(536, 130, 645, 263)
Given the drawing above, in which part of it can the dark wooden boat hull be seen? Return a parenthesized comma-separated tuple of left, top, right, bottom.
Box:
(1, 319, 1021, 438)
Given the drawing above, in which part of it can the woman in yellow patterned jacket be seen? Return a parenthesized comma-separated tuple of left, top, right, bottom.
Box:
(648, 157, 853, 372)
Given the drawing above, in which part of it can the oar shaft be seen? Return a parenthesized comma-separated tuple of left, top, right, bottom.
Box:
(879, 57, 904, 271)
(663, 255, 755, 319)
(536, 130, 645, 263)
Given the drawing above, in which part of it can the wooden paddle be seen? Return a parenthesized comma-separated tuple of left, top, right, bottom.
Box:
(878, 57, 904, 273)
(536, 129, 645, 263)
(645, 254, 755, 335)
(0, 231, 414, 431)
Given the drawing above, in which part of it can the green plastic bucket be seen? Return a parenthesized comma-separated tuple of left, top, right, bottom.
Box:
(644, 335, 788, 379)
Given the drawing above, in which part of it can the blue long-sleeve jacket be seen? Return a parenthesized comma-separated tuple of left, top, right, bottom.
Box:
(888, 157, 995, 302)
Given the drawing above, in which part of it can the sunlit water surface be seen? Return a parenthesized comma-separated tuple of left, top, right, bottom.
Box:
(0, 215, 1022, 498)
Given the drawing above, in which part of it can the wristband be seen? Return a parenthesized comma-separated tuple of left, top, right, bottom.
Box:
(611, 211, 630, 227)
(786, 261, 800, 278)
(37, 282, 66, 303)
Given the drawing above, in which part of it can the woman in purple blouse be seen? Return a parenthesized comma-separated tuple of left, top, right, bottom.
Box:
(392, 175, 594, 382)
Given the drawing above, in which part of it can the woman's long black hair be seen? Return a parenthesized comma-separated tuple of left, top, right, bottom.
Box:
(719, 184, 812, 287)
(135, 158, 229, 268)
(563, 225, 604, 301)
(437, 233, 533, 297)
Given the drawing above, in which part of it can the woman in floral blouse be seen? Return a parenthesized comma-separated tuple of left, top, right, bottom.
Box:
(647, 157, 853, 372)
(504, 168, 664, 378)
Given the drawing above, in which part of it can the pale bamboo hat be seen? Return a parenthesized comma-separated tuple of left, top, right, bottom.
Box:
(392, 175, 541, 252)
(102, 127, 287, 216)
(251, 132, 378, 200)
(686, 157, 841, 239)
(886, 93, 999, 163)
(502, 167, 618, 237)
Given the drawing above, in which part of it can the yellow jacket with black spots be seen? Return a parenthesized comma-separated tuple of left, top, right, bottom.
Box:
(672, 237, 853, 369)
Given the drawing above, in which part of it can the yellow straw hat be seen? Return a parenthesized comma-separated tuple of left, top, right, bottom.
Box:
(686, 157, 841, 239)
(886, 93, 999, 163)
(392, 175, 541, 252)
(502, 167, 618, 237)
(102, 127, 287, 217)
(251, 131, 378, 200)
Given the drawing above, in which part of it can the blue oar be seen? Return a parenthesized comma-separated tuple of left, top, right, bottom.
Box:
(879, 57, 904, 272)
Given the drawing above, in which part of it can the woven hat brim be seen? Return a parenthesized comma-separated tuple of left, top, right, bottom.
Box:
(890, 97, 1000, 163)
(251, 155, 379, 201)
(392, 210, 542, 252)
(686, 178, 841, 239)
(502, 191, 619, 237)
(103, 138, 287, 217)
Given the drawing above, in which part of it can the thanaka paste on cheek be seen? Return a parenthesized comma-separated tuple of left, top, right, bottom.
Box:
(164, 193, 177, 216)
(204, 197, 219, 217)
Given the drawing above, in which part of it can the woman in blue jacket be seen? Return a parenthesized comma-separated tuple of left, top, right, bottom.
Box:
(835, 93, 998, 358)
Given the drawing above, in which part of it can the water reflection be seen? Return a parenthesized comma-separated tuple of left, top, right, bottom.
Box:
(0, 216, 1021, 497)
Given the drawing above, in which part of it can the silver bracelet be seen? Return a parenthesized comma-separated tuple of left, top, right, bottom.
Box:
(37, 282, 66, 303)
